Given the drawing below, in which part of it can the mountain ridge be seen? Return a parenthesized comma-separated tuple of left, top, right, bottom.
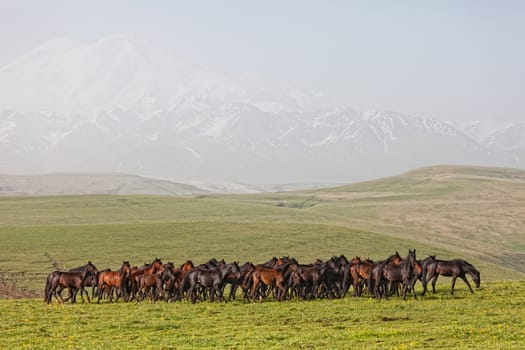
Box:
(0, 35, 523, 183)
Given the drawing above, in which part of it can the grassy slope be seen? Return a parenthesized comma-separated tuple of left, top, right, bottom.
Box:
(223, 165, 525, 276)
(0, 165, 524, 296)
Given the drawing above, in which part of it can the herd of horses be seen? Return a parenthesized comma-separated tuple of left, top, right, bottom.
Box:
(44, 250, 481, 304)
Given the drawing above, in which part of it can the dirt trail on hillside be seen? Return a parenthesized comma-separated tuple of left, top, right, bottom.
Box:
(0, 277, 40, 299)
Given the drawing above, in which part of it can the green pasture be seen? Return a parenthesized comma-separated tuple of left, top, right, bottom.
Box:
(1, 281, 524, 349)
(1, 165, 525, 348)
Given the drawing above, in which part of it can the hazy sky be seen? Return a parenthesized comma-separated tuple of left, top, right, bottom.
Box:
(1, 1, 524, 122)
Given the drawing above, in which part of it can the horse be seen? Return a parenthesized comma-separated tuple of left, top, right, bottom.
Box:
(379, 249, 417, 300)
(182, 262, 240, 303)
(180, 260, 195, 271)
(45, 262, 98, 304)
(97, 261, 132, 303)
(349, 257, 376, 297)
(251, 264, 287, 303)
(370, 252, 404, 298)
(421, 257, 480, 295)
(228, 262, 254, 301)
(136, 273, 165, 303)
(129, 258, 163, 300)
(68, 261, 99, 300)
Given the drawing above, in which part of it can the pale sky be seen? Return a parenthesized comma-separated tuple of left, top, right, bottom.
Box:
(1, 0, 524, 122)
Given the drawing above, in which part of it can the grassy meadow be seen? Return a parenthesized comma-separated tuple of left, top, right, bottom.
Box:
(1, 165, 525, 348)
(1, 282, 525, 349)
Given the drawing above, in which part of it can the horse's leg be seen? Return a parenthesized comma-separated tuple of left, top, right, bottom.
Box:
(57, 286, 66, 303)
(96, 284, 103, 303)
(85, 287, 91, 303)
(450, 276, 457, 295)
(410, 277, 418, 299)
(70, 288, 78, 304)
(229, 283, 238, 300)
(431, 274, 439, 294)
(79, 287, 86, 303)
(460, 274, 474, 293)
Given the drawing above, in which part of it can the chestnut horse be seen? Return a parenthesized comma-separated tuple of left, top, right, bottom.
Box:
(97, 261, 132, 303)
(251, 264, 286, 303)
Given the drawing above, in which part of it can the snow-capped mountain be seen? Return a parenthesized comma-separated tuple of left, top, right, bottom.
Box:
(0, 35, 523, 185)
(460, 121, 525, 152)
(0, 34, 322, 115)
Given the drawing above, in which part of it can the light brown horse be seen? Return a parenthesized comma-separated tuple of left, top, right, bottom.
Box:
(251, 264, 286, 303)
(97, 261, 131, 303)
(350, 257, 376, 296)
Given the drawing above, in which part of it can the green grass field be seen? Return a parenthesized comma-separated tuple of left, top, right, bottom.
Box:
(1, 165, 524, 348)
(1, 282, 524, 349)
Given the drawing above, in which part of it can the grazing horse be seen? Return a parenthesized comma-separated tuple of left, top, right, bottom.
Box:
(422, 257, 480, 295)
(97, 261, 132, 303)
(45, 262, 98, 304)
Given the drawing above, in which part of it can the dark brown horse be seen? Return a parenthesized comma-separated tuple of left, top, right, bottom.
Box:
(68, 261, 99, 300)
(45, 262, 98, 304)
(422, 257, 480, 295)
(370, 252, 404, 298)
(379, 249, 417, 300)
(137, 273, 165, 303)
(129, 258, 163, 300)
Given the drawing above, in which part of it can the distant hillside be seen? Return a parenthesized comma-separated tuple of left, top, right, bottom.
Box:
(225, 165, 525, 276)
(0, 173, 207, 196)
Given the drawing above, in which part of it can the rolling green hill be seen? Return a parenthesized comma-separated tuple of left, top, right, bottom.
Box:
(0, 165, 524, 296)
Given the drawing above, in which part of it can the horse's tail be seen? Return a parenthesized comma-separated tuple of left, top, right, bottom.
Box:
(44, 273, 52, 303)
(180, 271, 193, 298)
(421, 257, 435, 287)
(45, 272, 59, 303)
(341, 265, 352, 297)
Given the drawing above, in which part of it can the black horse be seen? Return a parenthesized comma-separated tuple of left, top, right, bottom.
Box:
(182, 262, 240, 303)
(421, 257, 480, 295)
(378, 249, 417, 300)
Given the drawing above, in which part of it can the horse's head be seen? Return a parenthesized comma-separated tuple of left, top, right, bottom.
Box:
(473, 270, 481, 288)
(337, 255, 349, 266)
(388, 252, 403, 265)
(152, 258, 163, 269)
(86, 261, 99, 276)
(275, 257, 288, 266)
(181, 260, 194, 271)
(120, 260, 132, 275)
(407, 249, 417, 265)
(231, 261, 241, 277)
